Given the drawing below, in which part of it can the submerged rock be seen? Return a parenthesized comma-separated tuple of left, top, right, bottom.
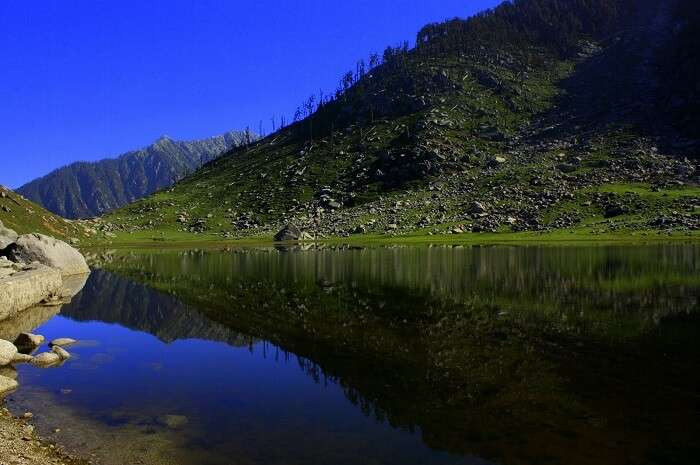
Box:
(4, 233, 90, 277)
(51, 345, 71, 361)
(157, 414, 189, 429)
(0, 374, 18, 397)
(49, 338, 77, 348)
(0, 339, 18, 366)
(31, 352, 61, 368)
(11, 353, 33, 364)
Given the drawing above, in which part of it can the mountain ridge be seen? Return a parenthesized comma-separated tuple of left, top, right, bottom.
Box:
(17, 129, 254, 219)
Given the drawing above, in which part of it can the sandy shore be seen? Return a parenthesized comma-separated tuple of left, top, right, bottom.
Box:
(0, 406, 88, 465)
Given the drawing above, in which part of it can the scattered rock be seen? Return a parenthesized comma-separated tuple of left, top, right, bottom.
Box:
(604, 204, 626, 218)
(468, 201, 488, 214)
(49, 338, 77, 348)
(51, 345, 71, 361)
(11, 353, 33, 364)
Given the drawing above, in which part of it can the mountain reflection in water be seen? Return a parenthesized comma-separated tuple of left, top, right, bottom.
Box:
(6, 245, 700, 465)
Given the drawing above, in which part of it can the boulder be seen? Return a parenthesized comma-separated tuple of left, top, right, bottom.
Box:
(0, 339, 18, 365)
(274, 224, 302, 242)
(0, 374, 18, 397)
(0, 220, 18, 250)
(14, 332, 45, 350)
(0, 264, 63, 320)
(604, 204, 626, 218)
(468, 201, 488, 215)
(49, 338, 77, 347)
(31, 352, 61, 368)
(5, 233, 90, 277)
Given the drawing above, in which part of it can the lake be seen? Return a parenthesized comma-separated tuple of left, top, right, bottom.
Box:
(2, 244, 699, 465)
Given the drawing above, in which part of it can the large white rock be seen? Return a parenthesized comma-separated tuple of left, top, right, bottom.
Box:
(0, 264, 62, 320)
(0, 220, 18, 250)
(6, 233, 89, 277)
(0, 374, 18, 396)
(0, 339, 18, 366)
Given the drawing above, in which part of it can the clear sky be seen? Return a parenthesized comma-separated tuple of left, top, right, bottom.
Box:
(0, 0, 501, 188)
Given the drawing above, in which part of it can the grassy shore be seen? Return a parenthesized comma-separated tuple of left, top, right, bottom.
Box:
(84, 227, 700, 250)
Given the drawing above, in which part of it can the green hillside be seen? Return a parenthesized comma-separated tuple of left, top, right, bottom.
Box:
(0, 185, 81, 241)
(103, 0, 699, 243)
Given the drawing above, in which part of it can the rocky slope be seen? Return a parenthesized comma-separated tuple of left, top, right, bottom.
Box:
(17, 130, 253, 219)
(103, 0, 698, 240)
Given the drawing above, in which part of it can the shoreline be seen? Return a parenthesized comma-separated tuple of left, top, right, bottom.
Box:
(0, 406, 88, 465)
(84, 228, 700, 250)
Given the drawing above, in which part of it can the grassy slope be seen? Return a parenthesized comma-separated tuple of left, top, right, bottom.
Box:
(99, 1, 698, 245)
(0, 185, 84, 241)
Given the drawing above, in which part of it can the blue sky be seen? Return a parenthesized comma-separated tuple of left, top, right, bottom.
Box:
(0, 0, 501, 188)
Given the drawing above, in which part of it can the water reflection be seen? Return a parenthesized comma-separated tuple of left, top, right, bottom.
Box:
(5, 245, 700, 465)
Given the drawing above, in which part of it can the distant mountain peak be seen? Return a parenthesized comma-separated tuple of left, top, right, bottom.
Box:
(17, 129, 251, 219)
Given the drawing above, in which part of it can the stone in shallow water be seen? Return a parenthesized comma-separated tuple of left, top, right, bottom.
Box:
(0, 339, 18, 366)
(31, 352, 62, 368)
(49, 338, 77, 348)
(11, 353, 33, 364)
(51, 345, 71, 361)
(157, 415, 189, 429)
(14, 332, 45, 350)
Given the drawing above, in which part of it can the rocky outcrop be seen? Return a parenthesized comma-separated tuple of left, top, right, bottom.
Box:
(0, 220, 17, 250)
(0, 264, 62, 321)
(4, 234, 89, 277)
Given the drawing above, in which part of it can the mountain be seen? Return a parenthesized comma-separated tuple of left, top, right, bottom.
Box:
(105, 0, 699, 240)
(17, 130, 253, 219)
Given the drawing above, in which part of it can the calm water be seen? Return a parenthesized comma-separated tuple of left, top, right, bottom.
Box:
(3, 245, 699, 465)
